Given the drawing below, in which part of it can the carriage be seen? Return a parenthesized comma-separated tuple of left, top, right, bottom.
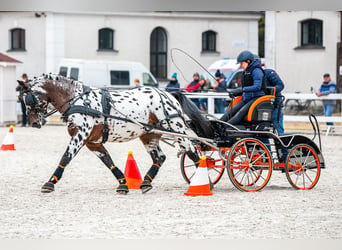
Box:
(19, 73, 324, 194)
(174, 87, 324, 192)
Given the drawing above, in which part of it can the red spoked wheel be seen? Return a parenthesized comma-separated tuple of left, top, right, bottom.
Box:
(285, 144, 321, 190)
(226, 138, 273, 192)
(180, 149, 227, 185)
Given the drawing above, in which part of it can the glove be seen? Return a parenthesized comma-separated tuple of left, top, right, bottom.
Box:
(227, 87, 243, 97)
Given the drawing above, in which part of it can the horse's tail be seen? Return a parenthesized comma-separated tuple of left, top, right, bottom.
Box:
(171, 91, 214, 138)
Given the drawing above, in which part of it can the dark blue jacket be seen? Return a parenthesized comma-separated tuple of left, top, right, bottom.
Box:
(165, 80, 180, 92)
(264, 69, 284, 103)
(242, 60, 265, 102)
(215, 78, 227, 92)
(319, 80, 337, 105)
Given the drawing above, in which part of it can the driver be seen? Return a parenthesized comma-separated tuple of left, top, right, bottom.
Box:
(220, 50, 266, 124)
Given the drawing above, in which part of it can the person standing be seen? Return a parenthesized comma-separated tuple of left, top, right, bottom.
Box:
(186, 72, 205, 108)
(316, 73, 338, 126)
(211, 70, 227, 113)
(134, 78, 143, 87)
(16, 73, 30, 127)
(165, 72, 180, 92)
(264, 69, 285, 135)
(198, 75, 209, 112)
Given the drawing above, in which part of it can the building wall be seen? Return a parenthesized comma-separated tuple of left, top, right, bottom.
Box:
(0, 65, 17, 124)
(0, 12, 261, 87)
(0, 12, 46, 79)
(272, 11, 340, 93)
(60, 12, 261, 86)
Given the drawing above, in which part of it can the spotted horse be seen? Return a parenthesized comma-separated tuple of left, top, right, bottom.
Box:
(18, 73, 214, 194)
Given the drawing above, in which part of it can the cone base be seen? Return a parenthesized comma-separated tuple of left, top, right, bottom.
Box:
(184, 184, 213, 196)
(184, 192, 213, 196)
(126, 177, 142, 189)
(0, 144, 16, 151)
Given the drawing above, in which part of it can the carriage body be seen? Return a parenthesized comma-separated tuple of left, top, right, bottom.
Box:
(179, 91, 324, 192)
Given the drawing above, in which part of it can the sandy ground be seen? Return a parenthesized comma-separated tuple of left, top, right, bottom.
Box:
(0, 125, 342, 239)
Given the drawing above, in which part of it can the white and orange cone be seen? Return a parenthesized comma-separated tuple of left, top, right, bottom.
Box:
(184, 155, 213, 196)
(1, 125, 16, 151)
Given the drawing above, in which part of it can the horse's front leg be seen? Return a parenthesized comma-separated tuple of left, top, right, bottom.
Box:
(139, 134, 166, 193)
(41, 124, 89, 193)
(86, 142, 129, 194)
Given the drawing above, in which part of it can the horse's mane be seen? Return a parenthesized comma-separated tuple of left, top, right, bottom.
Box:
(39, 73, 84, 94)
(171, 91, 214, 139)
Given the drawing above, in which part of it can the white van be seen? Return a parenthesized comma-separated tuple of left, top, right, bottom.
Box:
(57, 58, 158, 88)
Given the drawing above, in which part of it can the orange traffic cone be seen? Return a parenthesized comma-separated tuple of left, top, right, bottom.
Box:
(1, 125, 16, 151)
(124, 150, 142, 189)
(184, 155, 213, 196)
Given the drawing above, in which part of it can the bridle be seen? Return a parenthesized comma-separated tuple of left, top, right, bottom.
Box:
(23, 86, 92, 123)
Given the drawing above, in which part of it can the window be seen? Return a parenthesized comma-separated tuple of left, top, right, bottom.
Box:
(10, 28, 26, 51)
(202, 30, 217, 52)
(142, 73, 157, 86)
(59, 67, 68, 77)
(70, 68, 79, 80)
(110, 70, 129, 85)
(98, 28, 114, 50)
(150, 27, 167, 79)
(301, 19, 323, 47)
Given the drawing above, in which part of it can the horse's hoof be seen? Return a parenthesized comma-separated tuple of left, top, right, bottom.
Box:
(116, 184, 129, 195)
(41, 182, 54, 193)
(140, 180, 152, 194)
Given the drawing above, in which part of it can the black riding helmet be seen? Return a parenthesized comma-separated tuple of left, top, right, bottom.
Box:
(237, 50, 255, 63)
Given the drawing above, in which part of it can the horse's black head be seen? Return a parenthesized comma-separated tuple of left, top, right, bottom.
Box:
(19, 75, 50, 128)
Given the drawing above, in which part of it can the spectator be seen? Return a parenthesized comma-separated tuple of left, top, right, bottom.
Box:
(211, 70, 227, 113)
(186, 72, 202, 92)
(316, 73, 338, 126)
(134, 78, 143, 87)
(186, 72, 204, 108)
(165, 72, 180, 92)
(264, 69, 285, 135)
(198, 75, 209, 112)
(16, 73, 30, 127)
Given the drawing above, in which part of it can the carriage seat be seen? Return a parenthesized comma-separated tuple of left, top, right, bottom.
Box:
(226, 86, 276, 127)
(244, 87, 276, 123)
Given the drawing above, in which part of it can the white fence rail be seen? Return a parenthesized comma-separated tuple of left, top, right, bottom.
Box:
(184, 92, 342, 123)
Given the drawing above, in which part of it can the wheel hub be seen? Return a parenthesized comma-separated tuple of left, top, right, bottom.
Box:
(295, 162, 304, 174)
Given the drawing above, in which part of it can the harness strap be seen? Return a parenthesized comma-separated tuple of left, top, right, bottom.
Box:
(62, 86, 188, 141)
(101, 89, 112, 143)
(63, 105, 102, 118)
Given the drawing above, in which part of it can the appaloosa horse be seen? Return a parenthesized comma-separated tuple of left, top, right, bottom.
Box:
(19, 73, 213, 194)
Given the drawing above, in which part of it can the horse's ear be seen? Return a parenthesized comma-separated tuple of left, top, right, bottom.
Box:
(17, 80, 29, 90)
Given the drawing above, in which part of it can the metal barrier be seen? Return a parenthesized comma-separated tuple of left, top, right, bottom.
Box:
(184, 92, 342, 124)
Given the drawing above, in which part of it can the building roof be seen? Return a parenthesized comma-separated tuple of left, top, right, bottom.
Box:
(0, 53, 22, 63)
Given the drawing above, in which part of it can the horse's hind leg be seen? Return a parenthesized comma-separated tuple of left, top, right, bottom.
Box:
(86, 143, 128, 194)
(139, 134, 166, 193)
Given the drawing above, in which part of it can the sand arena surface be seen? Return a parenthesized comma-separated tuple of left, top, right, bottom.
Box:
(0, 125, 341, 239)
